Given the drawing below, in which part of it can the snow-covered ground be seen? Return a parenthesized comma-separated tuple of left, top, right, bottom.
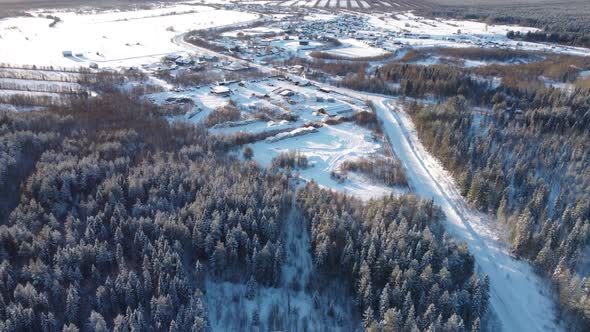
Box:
(222, 26, 283, 38)
(0, 4, 258, 68)
(371, 97, 561, 332)
(0, 89, 65, 102)
(323, 38, 390, 58)
(372, 12, 537, 39)
(248, 122, 400, 200)
(368, 12, 590, 57)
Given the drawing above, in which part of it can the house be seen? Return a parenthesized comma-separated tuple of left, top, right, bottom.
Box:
(165, 54, 181, 62)
(190, 62, 207, 71)
(200, 55, 219, 62)
(279, 89, 295, 97)
(294, 78, 310, 86)
(211, 85, 231, 96)
(316, 103, 352, 116)
(89, 62, 99, 69)
(224, 62, 250, 71)
(217, 79, 239, 86)
(175, 58, 194, 66)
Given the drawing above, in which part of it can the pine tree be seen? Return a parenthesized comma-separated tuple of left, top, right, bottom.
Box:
(404, 305, 417, 332)
(458, 171, 472, 197)
(423, 303, 438, 327)
(252, 309, 260, 326)
(379, 283, 392, 319)
(471, 317, 480, 332)
(444, 313, 465, 332)
(363, 306, 375, 329)
(87, 311, 108, 332)
(62, 323, 80, 332)
(65, 285, 80, 324)
(245, 276, 257, 300)
(513, 209, 534, 255)
(383, 308, 402, 332)
(496, 194, 508, 223)
(358, 261, 373, 311)
(243, 146, 254, 160)
(210, 241, 226, 277)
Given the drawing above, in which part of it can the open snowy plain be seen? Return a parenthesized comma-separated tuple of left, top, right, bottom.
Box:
(0, 3, 257, 68)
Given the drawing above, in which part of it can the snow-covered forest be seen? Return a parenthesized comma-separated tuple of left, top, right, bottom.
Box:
(2, 0, 590, 330)
(0, 92, 488, 331)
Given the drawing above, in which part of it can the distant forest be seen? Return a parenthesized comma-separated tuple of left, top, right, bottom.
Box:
(427, 1, 590, 48)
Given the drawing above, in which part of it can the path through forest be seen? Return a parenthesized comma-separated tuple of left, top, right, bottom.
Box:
(373, 98, 561, 332)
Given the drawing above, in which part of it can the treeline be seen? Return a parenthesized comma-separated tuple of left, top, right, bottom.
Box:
(270, 151, 309, 171)
(205, 101, 241, 128)
(336, 52, 590, 108)
(0, 93, 76, 107)
(428, 2, 590, 48)
(0, 80, 84, 95)
(340, 63, 489, 101)
(157, 67, 266, 88)
(401, 47, 542, 63)
(0, 92, 292, 331)
(406, 95, 590, 329)
(309, 51, 394, 62)
(340, 156, 407, 187)
(274, 57, 368, 81)
(298, 183, 489, 331)
(507, 29, 590, 49)
(473, 55, 590, 92)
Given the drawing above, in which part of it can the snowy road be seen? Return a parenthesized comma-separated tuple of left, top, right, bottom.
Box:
(373, 98, 560, 332)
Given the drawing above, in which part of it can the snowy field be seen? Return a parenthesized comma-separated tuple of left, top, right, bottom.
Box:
(248, 122, 399, 200)
(369, 12, 590, 57)
(0, 3, 258, 68)
(274, 0, 432, 10)
(323, 38, 390, 58)
(222, 26, 283, 38)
